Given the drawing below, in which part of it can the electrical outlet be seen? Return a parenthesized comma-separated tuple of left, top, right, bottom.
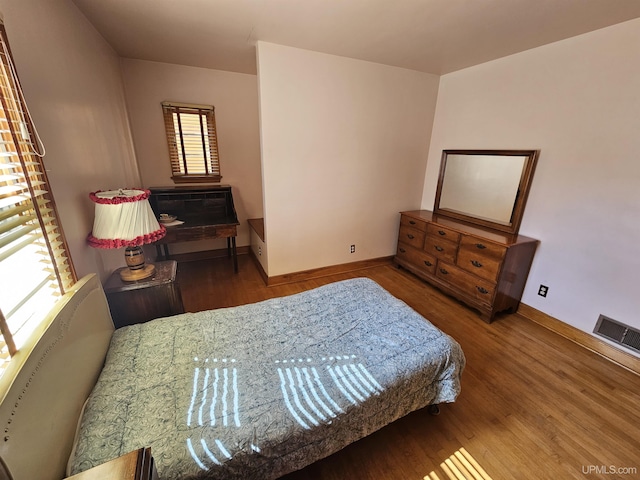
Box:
(350, 245, 356, 254)
(538, 285, 548, 297)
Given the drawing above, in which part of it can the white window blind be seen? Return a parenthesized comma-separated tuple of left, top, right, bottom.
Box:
(162, 102, 222, 183)
(0, 24, 76, 374)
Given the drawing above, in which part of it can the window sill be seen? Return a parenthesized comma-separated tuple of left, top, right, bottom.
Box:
(171, 175, 222, 184)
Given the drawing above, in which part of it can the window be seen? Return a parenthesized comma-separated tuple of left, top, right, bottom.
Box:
(162, 102, 222, 183)
(0, 24, 76, 374)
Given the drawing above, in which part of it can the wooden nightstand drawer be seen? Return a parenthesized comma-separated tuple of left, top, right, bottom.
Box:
(104, 260, 185, 328)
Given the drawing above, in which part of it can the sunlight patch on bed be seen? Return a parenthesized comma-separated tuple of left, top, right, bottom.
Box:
(279, 357, 383, 429)
(186, 354, 385, 469)
(187, 358, 240, 427)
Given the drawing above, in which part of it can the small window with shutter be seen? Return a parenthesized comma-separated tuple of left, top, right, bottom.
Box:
(161, 102, 222, 183)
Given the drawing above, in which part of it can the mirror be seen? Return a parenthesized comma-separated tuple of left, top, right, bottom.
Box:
(433, 149, 539, 235)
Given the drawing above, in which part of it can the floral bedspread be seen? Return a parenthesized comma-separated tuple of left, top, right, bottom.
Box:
(69, 278, 465, 480)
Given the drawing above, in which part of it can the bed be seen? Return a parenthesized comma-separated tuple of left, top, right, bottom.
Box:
(0, 274, 464, 480)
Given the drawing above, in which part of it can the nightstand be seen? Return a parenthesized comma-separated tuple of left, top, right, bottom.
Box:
(66, 448, 158, 479)
(103, 260, 185, 328)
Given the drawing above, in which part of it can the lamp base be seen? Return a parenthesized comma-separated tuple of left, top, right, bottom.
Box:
(121, 245, 155, 282)
(120, 263, 156, 282)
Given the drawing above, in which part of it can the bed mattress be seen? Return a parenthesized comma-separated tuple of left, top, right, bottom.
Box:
(69, 278, 465, 479)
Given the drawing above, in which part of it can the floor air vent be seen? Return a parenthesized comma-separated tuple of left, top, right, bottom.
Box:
(594, 315, 640, 353)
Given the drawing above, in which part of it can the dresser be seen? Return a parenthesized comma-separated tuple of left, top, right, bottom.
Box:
(394, 210, 538, 322)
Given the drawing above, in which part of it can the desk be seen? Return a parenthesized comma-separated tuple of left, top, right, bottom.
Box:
(149, 185, 240, 272)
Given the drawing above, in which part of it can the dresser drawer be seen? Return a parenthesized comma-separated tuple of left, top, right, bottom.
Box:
(459, 235, 506, 260)
(426, 224, 461, 244)
(396, 243, 436, 275)
(457, 237, 505, 282)
(435, 263, 496, 305)
(401, 215, 427, 232)
(398, 225, 425, 250)
(457, 248, 501, 282)
(424, 236, 458, 263)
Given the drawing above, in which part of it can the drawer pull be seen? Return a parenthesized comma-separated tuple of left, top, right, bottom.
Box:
(471, 260, 483, 268)
(409, 220, 416, 225)
(407, 234, 415, 240)
(439, 268, 449, 275)
(438, 230, 446, 236)
(475, 243, 487, 250)
(399, 248, 406, 253)
(424, 261, 433, 267)
(476, 286, 489, 295)
(435, 246, 444, 252)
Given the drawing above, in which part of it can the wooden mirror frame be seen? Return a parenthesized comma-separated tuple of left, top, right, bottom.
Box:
(433, 149, 539, 235)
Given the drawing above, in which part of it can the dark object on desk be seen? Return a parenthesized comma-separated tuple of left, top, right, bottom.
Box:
(103, 260, 184, 328)
(149, 185, 240, 272)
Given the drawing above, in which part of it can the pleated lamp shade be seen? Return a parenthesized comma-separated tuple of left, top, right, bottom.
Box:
(87, 189, 166, 281)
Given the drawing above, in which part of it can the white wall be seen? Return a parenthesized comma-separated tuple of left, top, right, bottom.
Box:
(257, 42, 439, 276)
(121, 59, 262, 254)
(422, 18, 640, 354)
(0, 0, 141, 280)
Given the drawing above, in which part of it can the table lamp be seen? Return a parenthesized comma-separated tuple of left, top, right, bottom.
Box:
(87, 188, 166, 281)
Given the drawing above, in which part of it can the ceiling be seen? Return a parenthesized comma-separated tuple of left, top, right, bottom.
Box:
(71, 0, 640, 76)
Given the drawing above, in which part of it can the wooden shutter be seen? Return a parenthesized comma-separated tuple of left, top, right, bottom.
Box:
(0, 24, 76, 371)
(162, 102, 221, 183)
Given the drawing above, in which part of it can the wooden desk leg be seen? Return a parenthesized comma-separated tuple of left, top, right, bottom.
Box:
(227, 237, 231, 258)
(155, 244, 162, 260)
(232, 236, 238, 273)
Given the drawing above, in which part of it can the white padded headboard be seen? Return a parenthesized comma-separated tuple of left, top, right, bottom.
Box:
(0, 274, 114, 480)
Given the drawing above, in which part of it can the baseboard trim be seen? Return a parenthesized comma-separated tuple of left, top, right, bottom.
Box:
(518, 303, 640, 377)
(266, 257, 394, 286)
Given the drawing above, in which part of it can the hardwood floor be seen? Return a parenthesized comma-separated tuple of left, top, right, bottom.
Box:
(177, 254, 640, 480)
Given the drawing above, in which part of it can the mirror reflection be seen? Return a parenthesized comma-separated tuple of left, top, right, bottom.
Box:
(439, 154, 525, 225)
(434, 150, 538, 235)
